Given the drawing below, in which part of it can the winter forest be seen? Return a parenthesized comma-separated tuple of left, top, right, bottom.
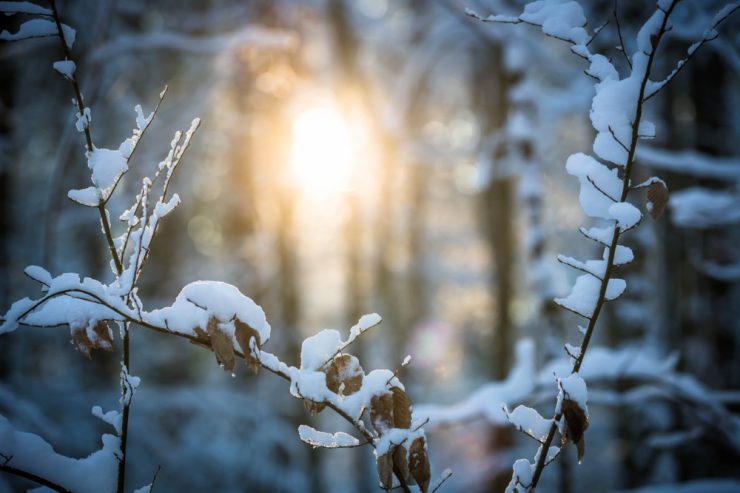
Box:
(0, 0, 739, 492)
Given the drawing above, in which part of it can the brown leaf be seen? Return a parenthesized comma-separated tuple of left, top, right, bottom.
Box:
(326, 354, 364, 396)
(562, 398, 589, 462)
(71, 321, 114, 358)
(71, 327, 93, 359)
(376, 453, 393, 490)
(647, 180, 669, 220)
(303, 400, 326, 415)
(207, 317, 235, 373)
(235, 319, 261, 374)
(370, 393, 394, 434)
(409, 437, 431, 493)
(576, 436, 586, 463)
(392, 387, 412, 429)
(91, 321, 113, 350)
(392, 445, 409, 483)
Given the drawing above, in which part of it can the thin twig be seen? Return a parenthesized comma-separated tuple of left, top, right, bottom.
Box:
(613, 0, 632, 69)
(644, 3, 739, 101)
(48, 0, 123, 275)
(0, 463, 73, 493)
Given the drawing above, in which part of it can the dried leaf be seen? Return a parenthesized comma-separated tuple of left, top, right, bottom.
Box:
(562, 398, 589, 462)
(392, 444, 409, 483)
(326, 354, 364, 396)
(91, 321, 113, 350)
(235, 319, 261, 374)
(71, 327, 92, 359)
(409, 437, 431, 492)
(370, 393, 394, 434)
(392, 387, 412, 429)
(647, 180, 669, 220)
(71, 321, 113, 358)
(376, 453, 393, 490)
(576, 436, 586, 463)
(303, 400, 326, 415)
(207, 317, 235, 373)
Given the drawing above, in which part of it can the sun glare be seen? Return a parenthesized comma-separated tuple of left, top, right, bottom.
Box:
(290, 104, 354, 194)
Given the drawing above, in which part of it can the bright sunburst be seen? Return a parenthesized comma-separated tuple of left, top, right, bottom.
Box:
(290, 103, 354, 194)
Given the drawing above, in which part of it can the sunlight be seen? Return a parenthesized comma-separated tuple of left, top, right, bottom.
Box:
(290, 103, 354, 194)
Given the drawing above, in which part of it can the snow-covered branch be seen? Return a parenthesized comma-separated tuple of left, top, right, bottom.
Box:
(471, 0, 736, 489)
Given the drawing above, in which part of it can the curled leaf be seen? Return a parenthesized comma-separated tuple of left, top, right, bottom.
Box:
(326, 354, 364, 396)
(409, 437, 431, 492)
(235, 319, 261, 374)
(562, 398, 589, 462)
(646, 180, 669, 219)
(207, 317, 235, 373)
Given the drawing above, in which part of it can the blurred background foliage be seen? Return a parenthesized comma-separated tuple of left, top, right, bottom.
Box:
(0, 0, 739, 491)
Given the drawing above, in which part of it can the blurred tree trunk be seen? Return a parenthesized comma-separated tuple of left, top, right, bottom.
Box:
(474, 41, 517, 491)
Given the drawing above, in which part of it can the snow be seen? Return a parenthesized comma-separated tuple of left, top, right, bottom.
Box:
(375, 427, 425, 456)
(558, 373, 588, 413)
(506, 458, 534, 492)
(637, 146, 740, 181)
(88, 147, 129, 201)
(91, 406, 121, 434)
(0, 271, 133, 334)
(301, 330, 343, 370)
(579, 225, 615, 246)
(611, 245, 634, 265)
(0, 1, 52, 15)
(24, 264, 52, 286)
(506, 405, 552, 442)
(519, 1, 588, 44)
(669, 187, 740, 228)
(557, 255, 607, 279)
(565, 153, 622, 219)
(638, 120, 655, 139)
(0, 18, 76, 48)
(68, 186, 101, 207)
(347, 313, 382, 346)
(590, 77, 639, 166)
(144, 281, 271, 345)
(554, 274, 625, 318)
(76, 107, 91, 132)
(297, 425, 360, 448)
(417, 341, 691, 429)
(0, 414, 118, 493)
(415, 340, 536, 426)
(586, 54, 618, 82)
(609, 202, 642, 231)
(53, 60, 76, 79)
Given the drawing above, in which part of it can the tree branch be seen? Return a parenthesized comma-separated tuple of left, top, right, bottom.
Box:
(529, 2, 678, 489)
